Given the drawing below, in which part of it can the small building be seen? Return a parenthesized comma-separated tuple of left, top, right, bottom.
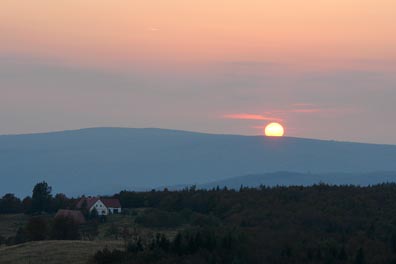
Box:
(55, 209, 86, 224)
(76, 197, 122, 216)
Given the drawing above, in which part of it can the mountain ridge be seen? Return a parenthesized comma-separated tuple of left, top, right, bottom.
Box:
(1, 127, 394, 146)
(1, 127, 396, 196)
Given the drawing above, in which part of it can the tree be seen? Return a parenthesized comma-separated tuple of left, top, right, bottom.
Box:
(338, 246, 347, 261)
(354, 247, 365, 264)
(92, 247, 125, 264)
(80, 198, 89, 218)
(22, 196, 32, 213)
(52, 193, 68, 211)
(31, 181, 52, 213)
(90, 207, 99, 219)
(0, 193, 22, 214)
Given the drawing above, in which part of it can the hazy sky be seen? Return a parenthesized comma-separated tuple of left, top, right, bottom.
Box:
(1, 0, 395, 144)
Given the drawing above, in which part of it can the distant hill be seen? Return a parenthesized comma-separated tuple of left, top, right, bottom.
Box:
(1, 127, 396, 196)
(190, 171, 396, 190)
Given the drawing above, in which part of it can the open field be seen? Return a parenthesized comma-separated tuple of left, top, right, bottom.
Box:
(0, 240, 123, 264)
(0, 214, 29, 238)
(0, 211, 185, 264)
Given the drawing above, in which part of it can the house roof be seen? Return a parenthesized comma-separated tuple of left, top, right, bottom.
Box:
(55, 209, 86, 224)
(76, 197, 121, 209)
(76, 197, 100, 209)
(101, 198, 122, 208)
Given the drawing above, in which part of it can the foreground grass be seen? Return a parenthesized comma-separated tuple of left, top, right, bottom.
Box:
(0, 240, 123, 264)
(0, 211, 185, 264)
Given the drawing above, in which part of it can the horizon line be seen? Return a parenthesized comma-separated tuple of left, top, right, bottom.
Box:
(0, 126, 394, 147)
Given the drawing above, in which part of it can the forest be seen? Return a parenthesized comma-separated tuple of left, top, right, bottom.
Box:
(2, 183, 396, 263)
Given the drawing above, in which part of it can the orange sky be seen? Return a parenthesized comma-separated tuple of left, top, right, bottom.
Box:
(1, 1, 396, 143)
(1, 0, 395, 70)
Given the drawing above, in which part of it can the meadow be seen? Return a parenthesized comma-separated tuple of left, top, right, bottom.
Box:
(0, 240, 123, 264)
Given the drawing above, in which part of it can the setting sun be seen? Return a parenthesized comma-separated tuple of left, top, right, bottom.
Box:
(265, 123, 285, 137)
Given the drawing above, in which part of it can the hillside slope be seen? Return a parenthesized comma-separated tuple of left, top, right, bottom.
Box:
(0, 240, 122, 264)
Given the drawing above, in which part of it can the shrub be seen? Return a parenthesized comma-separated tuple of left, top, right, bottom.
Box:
(26, 216, 48, 241)
(51, 215, 80, 240)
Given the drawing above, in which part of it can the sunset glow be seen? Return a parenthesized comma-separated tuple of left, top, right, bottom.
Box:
(1, 0, 395, 71)
(224, 114, 283, 122)
(0, 0, 395, 143)
(2, 1, 396, 261)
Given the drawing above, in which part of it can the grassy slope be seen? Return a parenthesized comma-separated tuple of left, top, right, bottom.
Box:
(0, 240, 123, 264)
(0, 211, 184, 264)
(0, 214, 29, 238)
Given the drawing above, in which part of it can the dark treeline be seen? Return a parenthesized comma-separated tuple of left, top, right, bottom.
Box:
(4, 183, 396, 263)
(97, 184, 396, 263)
(92, 227, 248, 264)
(0, 181, 77, 214)
(7, 214, 83, 245)
(0, 182, 96, 246)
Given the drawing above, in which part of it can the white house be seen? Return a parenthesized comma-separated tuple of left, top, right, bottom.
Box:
(77, 197, 122, 216)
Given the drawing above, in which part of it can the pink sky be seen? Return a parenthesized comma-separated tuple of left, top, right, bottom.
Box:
(1, 0, 395, 69)
(0, 0, 395, 143)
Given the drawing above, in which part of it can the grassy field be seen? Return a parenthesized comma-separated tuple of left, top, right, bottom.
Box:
(0, 214, 29, 238)
(0, 211, 185, 264)
(0, 240, 123, 264)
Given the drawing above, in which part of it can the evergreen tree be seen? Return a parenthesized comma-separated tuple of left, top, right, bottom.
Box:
(354, 247, 365, 264)
(31, 181, 52, 213)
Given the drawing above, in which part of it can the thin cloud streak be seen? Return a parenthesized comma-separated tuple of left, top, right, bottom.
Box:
(292, 103, 316, 107)
(223, 114, 283, 122)
(223, 105, 353, 124)
(291, 108, 322, 113)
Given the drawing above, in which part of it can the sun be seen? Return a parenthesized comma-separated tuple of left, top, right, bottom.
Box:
(264, 122, 285, 137)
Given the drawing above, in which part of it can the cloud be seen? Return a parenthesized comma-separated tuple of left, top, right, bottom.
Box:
(222, 104, 347, 124)
(226, 61, 279, 68)
(223, 114, 283, 122)
(289, 104, 358, 115)
(148, 27, 160, 31)
(292, 103, 316, 107)
(291, 108, 322, 113)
